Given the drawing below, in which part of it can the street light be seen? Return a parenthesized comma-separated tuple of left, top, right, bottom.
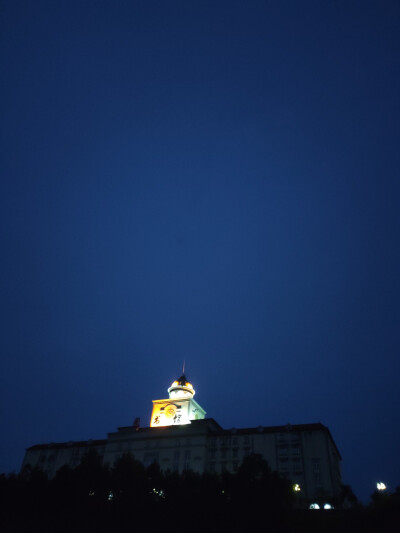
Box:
(377, 482, 387, 491)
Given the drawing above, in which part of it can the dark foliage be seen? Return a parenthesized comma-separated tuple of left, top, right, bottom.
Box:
(0, 455, 399, 532)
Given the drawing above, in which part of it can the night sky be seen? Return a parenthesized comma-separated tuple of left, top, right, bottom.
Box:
(1, 1, 399, 502)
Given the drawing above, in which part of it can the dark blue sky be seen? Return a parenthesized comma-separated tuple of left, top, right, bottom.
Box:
(1, 0, 399, 502)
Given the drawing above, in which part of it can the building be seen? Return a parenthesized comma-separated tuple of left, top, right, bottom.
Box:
(22, 374, 342, 503)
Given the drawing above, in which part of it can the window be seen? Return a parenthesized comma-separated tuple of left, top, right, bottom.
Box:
(279, 462, 289, 472)
(293, 461, 302, 473)
(278, 445, 288, 456)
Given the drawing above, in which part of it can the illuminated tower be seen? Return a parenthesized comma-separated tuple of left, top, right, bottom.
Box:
(150, 374, 206, 427)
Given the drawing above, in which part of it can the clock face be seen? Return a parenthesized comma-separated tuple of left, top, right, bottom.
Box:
(165, 405, 177, 418)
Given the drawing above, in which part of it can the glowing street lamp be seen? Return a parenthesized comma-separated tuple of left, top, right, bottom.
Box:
(293, 483, 301, 492)
(376, 482, 386, 491)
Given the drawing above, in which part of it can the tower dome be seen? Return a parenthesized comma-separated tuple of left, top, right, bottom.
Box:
(168, 374, 195, 399)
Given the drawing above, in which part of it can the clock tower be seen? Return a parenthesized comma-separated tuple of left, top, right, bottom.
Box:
(150, 374, 206, 427)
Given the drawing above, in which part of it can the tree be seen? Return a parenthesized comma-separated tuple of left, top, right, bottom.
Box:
(111, 452, 147, 503)
(232, 454, 294, 512)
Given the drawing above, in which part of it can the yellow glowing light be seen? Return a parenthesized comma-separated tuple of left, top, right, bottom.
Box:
(293, 483, 301, 492)
(165, 406, 176, 418)
(171, 380, 193, 389)
(377, 482, 386, 491)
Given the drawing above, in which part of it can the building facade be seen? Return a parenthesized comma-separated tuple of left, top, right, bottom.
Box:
(22, 374, 342, 503)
